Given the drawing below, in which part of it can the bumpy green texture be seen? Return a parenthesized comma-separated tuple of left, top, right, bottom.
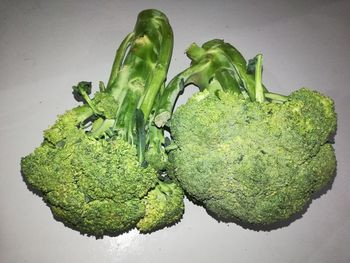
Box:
(162, 39, 337, 226)
(22, 113, 157, 234)
(21, 10, 184, 236)
(170, 89, 336, 224)
(137, 181, 184, 232)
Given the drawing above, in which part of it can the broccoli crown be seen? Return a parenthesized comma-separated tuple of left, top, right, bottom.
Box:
(169, 88, 336, 225)
(21, 109, 158, 235)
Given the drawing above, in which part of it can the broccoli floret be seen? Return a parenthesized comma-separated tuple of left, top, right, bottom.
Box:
(157, 39, 337, 226)
(43, 105, 92, 145)
(137, 180, 184, 232)
(21, 9, 184, 236)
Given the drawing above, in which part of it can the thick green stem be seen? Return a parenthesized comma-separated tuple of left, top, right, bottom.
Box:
(155, 40, 253, 127)
(106, 32, 135, 90)
(155, 40, 287, 135)
(254, 54, 265, 103)
(103, 10, 173, 146)
(215, 69, 241, 94)
(101, 9, 174, 164)
(138, 14, 174, 120)
(204, 40, 257, 100)
(154, 60, 214, 127)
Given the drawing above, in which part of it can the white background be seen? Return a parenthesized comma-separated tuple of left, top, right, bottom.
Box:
(1, 0, 349, 262)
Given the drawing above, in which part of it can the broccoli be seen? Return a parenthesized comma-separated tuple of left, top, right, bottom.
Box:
(21, 9, 184, 236)
(156, 39, 336, 226)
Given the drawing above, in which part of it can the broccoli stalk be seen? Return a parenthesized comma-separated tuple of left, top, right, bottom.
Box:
(21, 9, 184, 236)
(155, 40, 288, 127)
(65, 10, 175, 165)
(160, 39, 337, 227)
(86, 9, 173, 162)
(254, 54, 264, 103)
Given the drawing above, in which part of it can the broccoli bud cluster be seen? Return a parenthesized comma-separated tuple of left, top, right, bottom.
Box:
(169, 88, 336, 225)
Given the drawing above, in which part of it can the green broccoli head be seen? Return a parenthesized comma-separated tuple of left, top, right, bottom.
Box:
(169, 88, 336, 225)
(21, 109, 159, 235)
(22, 106, 185, 235)
(159, 39, 337, 227)
(21, 10, 185, 236)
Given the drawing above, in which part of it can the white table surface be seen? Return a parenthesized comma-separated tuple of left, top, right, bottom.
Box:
(1, 0, 349, 262)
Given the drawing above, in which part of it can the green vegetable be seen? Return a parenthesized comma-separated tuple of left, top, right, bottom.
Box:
(159, 39, 337, 226)
(21, 9, 184, 236)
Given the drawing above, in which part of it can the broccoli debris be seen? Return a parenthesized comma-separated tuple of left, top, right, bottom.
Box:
(157, 39, 337, 226)
(21, 9, 184, 236)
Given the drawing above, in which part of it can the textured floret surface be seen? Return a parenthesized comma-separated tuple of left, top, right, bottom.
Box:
(21, 109, 158, 235)
(169, 88, 337, 225)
